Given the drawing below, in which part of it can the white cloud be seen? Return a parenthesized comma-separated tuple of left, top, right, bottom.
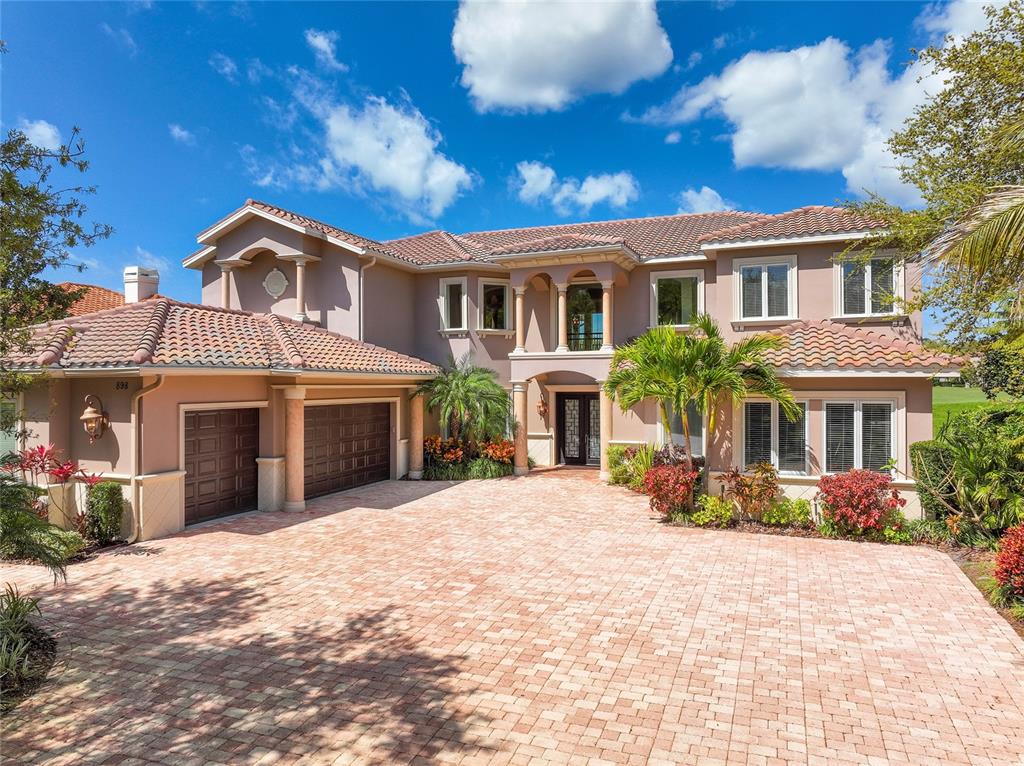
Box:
(18, 119, 61, 151)
(664, 131, 682, 145)
(304, 29, 348, 72)
(514, 161, 639, 215)
(209, 52, 238, 83)
(634, 0, 1002, 206)
(243, 76, 474, 223)
(247, 58, 272, 84)
(134, 246, 169, 273)
(452, 0, 673, 112)
(918, 0, 999, 41)
(168, 123, 196, 145)
(100, 23, 138, 57)
(684, 51, 703, 71)
(677, 185, 735, 214)
(712, 34, 729, 51)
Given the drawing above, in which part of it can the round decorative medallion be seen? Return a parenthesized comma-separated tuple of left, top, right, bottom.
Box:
(263, 268, 288, 298)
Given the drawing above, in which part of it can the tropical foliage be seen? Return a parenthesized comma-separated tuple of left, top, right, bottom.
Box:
(421, 436, 517, 481)
(603, 316, 798, 470)
(414, 352, 510, 444)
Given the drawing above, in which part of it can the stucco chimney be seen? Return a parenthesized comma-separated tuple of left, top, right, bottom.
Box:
(123, 266, 159, 303)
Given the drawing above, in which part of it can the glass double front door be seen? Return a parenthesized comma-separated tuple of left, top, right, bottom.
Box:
(557, 393, 601, 466)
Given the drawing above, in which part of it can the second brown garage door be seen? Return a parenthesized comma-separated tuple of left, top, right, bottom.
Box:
(304, 402, 391, 498)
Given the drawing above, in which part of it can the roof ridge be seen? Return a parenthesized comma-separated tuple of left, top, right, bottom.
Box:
(267, 314, 305, 368)
(132, 298, 171, 364)
(248, 198, 385, 247)
(458, 209, 766, 239)
(36, 325, 76, 367)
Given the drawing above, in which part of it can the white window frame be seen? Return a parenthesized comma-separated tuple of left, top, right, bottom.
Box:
(438, 276, 468, 331)
(833, 253, 903, 318)
(741, 398, 809, 475)
(822, 398, 898, 474)
(732, 254, 798, 322)
(477, 278, 512, 332)
(649, 268, 705, 328)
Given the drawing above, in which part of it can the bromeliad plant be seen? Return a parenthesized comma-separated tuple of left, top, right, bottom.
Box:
(604, 316, 799, 471)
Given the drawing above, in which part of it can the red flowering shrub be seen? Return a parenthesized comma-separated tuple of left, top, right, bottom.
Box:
(722, 462, 779, 521)
(995, 525, 1024, 599)
(642, 465, 699, 517)
(480, 439, 515, 464)
(815, 469, 905, 535)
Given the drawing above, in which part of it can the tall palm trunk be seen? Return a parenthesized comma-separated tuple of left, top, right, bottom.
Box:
(659, 400, 694, 471)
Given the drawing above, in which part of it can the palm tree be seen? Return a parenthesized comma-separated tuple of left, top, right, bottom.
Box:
(603, 316, 799, 469)
(414, 352, 510, 444)
(924, 117, 1024, 318)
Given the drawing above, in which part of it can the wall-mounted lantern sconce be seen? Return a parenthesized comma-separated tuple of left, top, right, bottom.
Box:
(536, 397, 549, 419)
(80, 395, 109, 444)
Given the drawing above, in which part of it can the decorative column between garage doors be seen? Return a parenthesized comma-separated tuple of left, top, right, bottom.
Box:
(283, 386, 306, 512)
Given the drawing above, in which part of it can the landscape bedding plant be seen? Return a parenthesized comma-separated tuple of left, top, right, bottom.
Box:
(722, 462, 779, 521)
(0, 584, 57, 715)
(995, 524, 1024, 600)
(690, 495, 734, 528)
(422, 436, 516, 480)
(642, 464, 699, 517)
(816, 469, 906, 536)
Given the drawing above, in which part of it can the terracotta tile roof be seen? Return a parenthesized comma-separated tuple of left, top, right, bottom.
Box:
(8, 299, 437, 376)
(765, 320, 962, 373)
(396, 210, 765, 263)
(382, 230, 489, 265)
(490, 233, 628, 256)
(699, 206, 885, 246)
(59, 282, 125, 315)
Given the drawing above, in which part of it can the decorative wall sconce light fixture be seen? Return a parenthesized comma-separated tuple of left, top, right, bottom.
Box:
(80, 395, 109, 444)
(536, 397, 549, 418)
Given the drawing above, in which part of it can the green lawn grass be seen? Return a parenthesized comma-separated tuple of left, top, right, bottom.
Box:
(932, 386, 1012, 436)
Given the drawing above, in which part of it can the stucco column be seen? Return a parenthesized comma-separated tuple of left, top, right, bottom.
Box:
(283, 386, 306, 512)
(601, 281, 614, 351)
(293, 258, 309, 322)
(598, 382, 613, 481)
(556, 283, 569, 352)
(512, 381, 529, 476)
(409, 393, 424, 480)
(513, 286, 526, 354)
(217, 260, 250, 310)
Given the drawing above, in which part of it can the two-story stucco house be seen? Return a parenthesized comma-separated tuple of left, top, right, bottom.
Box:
(6, 200, 959, 540)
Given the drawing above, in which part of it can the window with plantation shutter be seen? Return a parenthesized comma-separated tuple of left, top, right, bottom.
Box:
(744, 402, 772, 468)
(736, 257, 794, 320)
(741, 266, 763, 319)
(839, 256, 896, 316)
(861, 403, 892, 471)
(777, 403, 806, 472)
(825, 403, 856, 473)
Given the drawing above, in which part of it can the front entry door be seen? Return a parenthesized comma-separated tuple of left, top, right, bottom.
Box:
(557, 393, 601, 466)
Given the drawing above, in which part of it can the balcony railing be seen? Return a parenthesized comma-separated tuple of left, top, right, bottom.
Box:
(568, 332, 603, 351)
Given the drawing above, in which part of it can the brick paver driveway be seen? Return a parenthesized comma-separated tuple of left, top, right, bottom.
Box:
(4, 475, 1024, 765)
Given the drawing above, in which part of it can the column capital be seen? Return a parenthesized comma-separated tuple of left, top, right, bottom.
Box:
(554, 282, 569, 293)
(513, 285, 528, 295)
(217, 259, 251, 271)
(277, 253, 321, 265)
(283, 386, 306, 400)
(510, 380, 529, 393)
(600, 280, 614, 289)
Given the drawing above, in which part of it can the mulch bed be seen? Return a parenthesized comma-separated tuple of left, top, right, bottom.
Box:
(0, 623, 58, 716)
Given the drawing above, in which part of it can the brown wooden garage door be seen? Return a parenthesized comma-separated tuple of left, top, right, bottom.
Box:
(183, 408, 259, 524)
(304, 403, 390, 498)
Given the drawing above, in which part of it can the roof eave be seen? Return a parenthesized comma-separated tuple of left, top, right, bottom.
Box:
(195, 205, 369, 256)
(775, 367, 960, 378)
(700, 229, 885, 252)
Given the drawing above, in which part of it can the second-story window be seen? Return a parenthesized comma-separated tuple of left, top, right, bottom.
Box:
(736, 256, 795, 321)
(651, 270, 703, 327)
(439, 277, 467, 331)
(840, 256, 897, 316)
(479, 280, 510, 330)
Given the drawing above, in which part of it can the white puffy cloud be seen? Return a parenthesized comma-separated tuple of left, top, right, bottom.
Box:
(664, 131, 682, 145)
(304, 29, 347, 72)
(100, 23, 138, 57)
(452, 0, 673, 112)
(135, 246, 169, 273)
(168, 123, 196, 145)
(18, 119, 61, 151)
(209, 52, 238, 83)
(514, 161, 639, 215)
(677, 186, 735, 214)
(634, 0, 1002, 206)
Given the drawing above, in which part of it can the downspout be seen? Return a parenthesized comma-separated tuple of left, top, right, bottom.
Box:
(128, 375, 165, 544)
(358, 256, 378, 341)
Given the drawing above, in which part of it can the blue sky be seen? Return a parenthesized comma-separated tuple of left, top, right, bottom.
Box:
(3, 0, 995, 307)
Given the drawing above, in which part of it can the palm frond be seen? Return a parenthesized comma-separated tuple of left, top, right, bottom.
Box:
(924, 186, 1024, 280)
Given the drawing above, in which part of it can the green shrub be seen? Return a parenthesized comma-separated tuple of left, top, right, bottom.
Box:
(84, 481, 124, 544)
(691, 495, 734, 528)
(904, 518, 953, 544)
(0, 585, 40, 640)
(817, 516, 841, 538)
(422, 462, 470, 481)
(607, 445, 631, 486)
(882, 512, 913, 545)
(762, 497, 812, 527)
(0, 634, 32, 684)
(466, 458, 514, 479)
(0, 475, 77, 581)
(910, 440, 956, 519)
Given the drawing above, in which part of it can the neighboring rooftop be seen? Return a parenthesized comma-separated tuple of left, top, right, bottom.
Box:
(9, 298, 437, 376)
(59, 283, 124, 316)
(187, 200, 887, 269)
(766, 319, 961, 373)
